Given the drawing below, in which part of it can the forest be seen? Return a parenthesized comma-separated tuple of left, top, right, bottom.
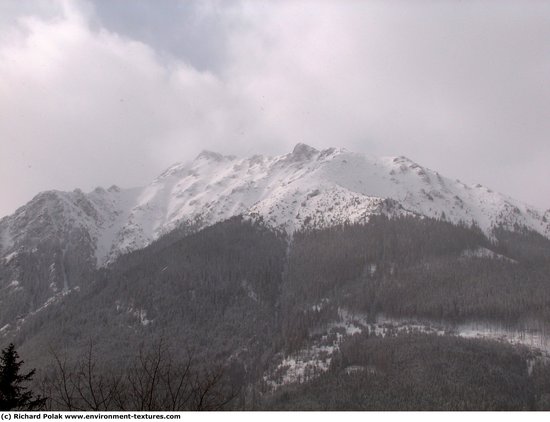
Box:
(263, 331, 550, 410)
(1, 215, 550, 410)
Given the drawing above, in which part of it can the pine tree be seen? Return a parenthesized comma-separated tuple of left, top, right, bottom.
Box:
(0, 343, 46, 411)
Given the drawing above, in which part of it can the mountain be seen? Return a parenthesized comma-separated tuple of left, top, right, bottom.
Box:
(7, 216, 550, 411)
(2, 143, 550, 411)
(0, 143, 549, 328)
(111, 142, 549, 244)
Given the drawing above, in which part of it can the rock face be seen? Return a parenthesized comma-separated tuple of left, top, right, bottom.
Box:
(1, 143, 549, 327)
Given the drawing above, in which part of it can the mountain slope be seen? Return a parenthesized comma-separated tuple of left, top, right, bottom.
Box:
(6, 216, 550, 411)
(111, 143, 550, 246)
(0, 144, 548, 327)
(2, 143, 547, 268)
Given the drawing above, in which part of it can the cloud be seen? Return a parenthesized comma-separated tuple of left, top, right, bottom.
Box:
(0, 0, 549, 217)
(226, 1, 550, 208)
(0, 1, 240, 216)
(226, 1, 550, 175)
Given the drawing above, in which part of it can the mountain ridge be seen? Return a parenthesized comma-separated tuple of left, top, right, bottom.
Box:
(0, 143, 548, 322)
(2, 143, 548, 269)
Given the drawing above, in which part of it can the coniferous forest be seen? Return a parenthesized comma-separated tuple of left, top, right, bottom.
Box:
(2, 216, 550, 410)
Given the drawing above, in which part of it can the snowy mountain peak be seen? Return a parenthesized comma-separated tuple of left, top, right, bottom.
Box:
(2, 145, 549, 272)
(3, 144, 548, 340)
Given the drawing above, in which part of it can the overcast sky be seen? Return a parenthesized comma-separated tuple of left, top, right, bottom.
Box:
(1, 0, 549, 217)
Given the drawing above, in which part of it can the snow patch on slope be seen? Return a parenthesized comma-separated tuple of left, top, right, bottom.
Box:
(264, 308, 550, 389)
(2, 251, 18, 264)
(461, 247, 516, 263)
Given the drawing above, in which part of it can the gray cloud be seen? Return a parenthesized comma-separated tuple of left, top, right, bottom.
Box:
(1, 0, 549, 217)
(88, 0, 244, 72)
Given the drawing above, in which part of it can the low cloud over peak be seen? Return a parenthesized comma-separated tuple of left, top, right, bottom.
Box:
(1, 0, 549, 217)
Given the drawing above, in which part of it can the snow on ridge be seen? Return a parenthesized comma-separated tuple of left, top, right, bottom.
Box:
(109, 144, 547, 257)
(1, 144, 548, 269)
